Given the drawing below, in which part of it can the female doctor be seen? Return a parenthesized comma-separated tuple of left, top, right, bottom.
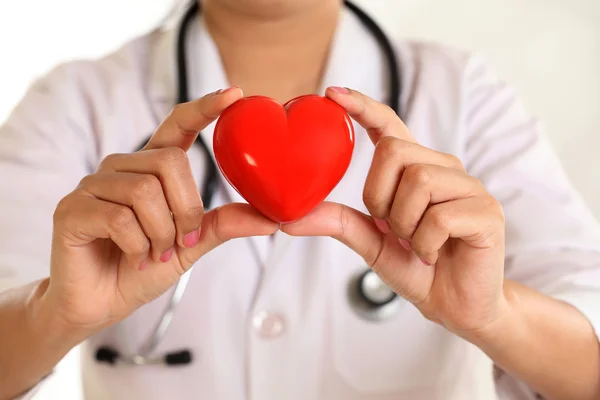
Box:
(1, 0, 600, 399)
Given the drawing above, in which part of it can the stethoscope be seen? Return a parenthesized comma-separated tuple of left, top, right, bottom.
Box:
(95, 0, 403, 368)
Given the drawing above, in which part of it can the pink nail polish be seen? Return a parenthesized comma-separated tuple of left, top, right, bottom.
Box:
(373, 218, 391, 234)
(420, 258, 431, 266)
(138, 260, 149, 271)
(398, 239, 412, 251)
(329, 86, 350, 94)
(183, 229, 200, 248)
(160, 248, 174, 263)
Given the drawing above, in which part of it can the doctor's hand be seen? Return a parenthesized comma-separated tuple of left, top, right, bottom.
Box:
(283, 87, 507, 340)
(44, 87, 278, 337)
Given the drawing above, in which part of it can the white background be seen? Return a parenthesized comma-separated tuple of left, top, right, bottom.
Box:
(1, 0, 599, 398)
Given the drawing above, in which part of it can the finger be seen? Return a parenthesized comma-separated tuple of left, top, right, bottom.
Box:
(143, 86, 244, 151)
(281, 201, 385, 266)
(99, 148, 203, 249)
(325, 86, 414, 144)
(177, 203, 279, 271)
(389, 164, 485, 240)
(363, 137, 466, 218)
(55, 194, 150, 269)
(281, 202, 434, 304)
(78, 172, 176, 262)
(411, 196, 505, 265)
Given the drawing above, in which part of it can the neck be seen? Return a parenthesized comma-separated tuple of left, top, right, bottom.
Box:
(202, 0, 342, 103)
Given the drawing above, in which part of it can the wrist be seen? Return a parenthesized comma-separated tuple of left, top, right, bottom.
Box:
(27, 279, 91, 350)
(461, 280, 527, 353)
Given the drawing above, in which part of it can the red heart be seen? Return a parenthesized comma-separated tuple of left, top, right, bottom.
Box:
(213, 95, 355, 223)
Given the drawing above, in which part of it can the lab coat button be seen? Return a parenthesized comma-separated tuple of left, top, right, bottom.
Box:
(252, 311, 285, 338)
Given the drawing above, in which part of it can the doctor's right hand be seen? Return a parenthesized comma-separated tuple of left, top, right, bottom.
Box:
(43, 87, 278, 337)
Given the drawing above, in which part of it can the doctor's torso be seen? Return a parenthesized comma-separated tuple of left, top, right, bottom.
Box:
(6, 7, 543, 400)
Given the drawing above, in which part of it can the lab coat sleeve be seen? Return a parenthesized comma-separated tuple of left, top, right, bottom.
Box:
(10, 375, 50, 400)
(0, 65, 95, 398)
(0, 63, 95, 293)
(462, 55, 600, 338)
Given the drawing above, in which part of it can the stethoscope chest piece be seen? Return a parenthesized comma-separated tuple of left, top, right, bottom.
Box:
(348, 268, 404, 322)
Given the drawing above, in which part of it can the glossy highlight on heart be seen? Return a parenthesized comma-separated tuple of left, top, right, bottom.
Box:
(213, 95, 355, 223)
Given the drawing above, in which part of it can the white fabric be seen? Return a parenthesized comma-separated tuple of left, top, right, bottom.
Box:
(2, 7, 600, 400)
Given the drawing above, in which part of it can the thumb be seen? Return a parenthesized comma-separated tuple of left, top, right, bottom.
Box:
(280, 202, 385, 266)
(143, 87, 243, 152)
(281, 202, 433, 304)
(177, 203, 279, 269)
(325, 87, 416, 145)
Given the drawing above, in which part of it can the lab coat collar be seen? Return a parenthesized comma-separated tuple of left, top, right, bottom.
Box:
(147, 6, 386, 265)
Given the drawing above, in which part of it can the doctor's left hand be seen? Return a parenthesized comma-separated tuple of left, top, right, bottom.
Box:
(283, 87, 507, 341)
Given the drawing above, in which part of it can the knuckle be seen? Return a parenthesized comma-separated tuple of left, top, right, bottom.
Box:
(107, 205, 136, 232)
(210, 206, 226, 243)
(468, 175, 484, 189)
(445, 153, 465, 170)
(180, 204, 204, 226)
(427, 206, 450, 231)
(77, 174, 96, 189)
(471, 176, 489, 196)
(97, 153, 122, 171)
(354, 95, 368, 116)
(53, 195, 74, 224)
(404, 164, 431, 188)
(169, 103, 186, 117)
(375, 136, 404, 159)
(384, 104, 399, 119)
(362, 185, 386, 217)
(132, 175, 162, 201)
(338, 205, 350, 239)
(158, 146, 188, 166)
(486, 196, 505, 225)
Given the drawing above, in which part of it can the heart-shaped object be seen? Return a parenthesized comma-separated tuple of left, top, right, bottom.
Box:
(213, 94, 355, 223)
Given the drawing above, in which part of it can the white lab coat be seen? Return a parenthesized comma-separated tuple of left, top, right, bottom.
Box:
(2, 7, 600, 400)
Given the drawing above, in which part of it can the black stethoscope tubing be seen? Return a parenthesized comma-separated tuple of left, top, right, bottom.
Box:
(97, 0, 402, 367)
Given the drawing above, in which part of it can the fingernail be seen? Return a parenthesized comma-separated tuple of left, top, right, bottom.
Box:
(138, 260, 149, 271)
(183, 229, 200, 248)
(215, 86, 238, 95)
(160, 248, 174, 263)
(329, 86, 350, 94)
(420, 258, 431, 266)
(398, 239, 412, 251)
(373, 218, 391, 234)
